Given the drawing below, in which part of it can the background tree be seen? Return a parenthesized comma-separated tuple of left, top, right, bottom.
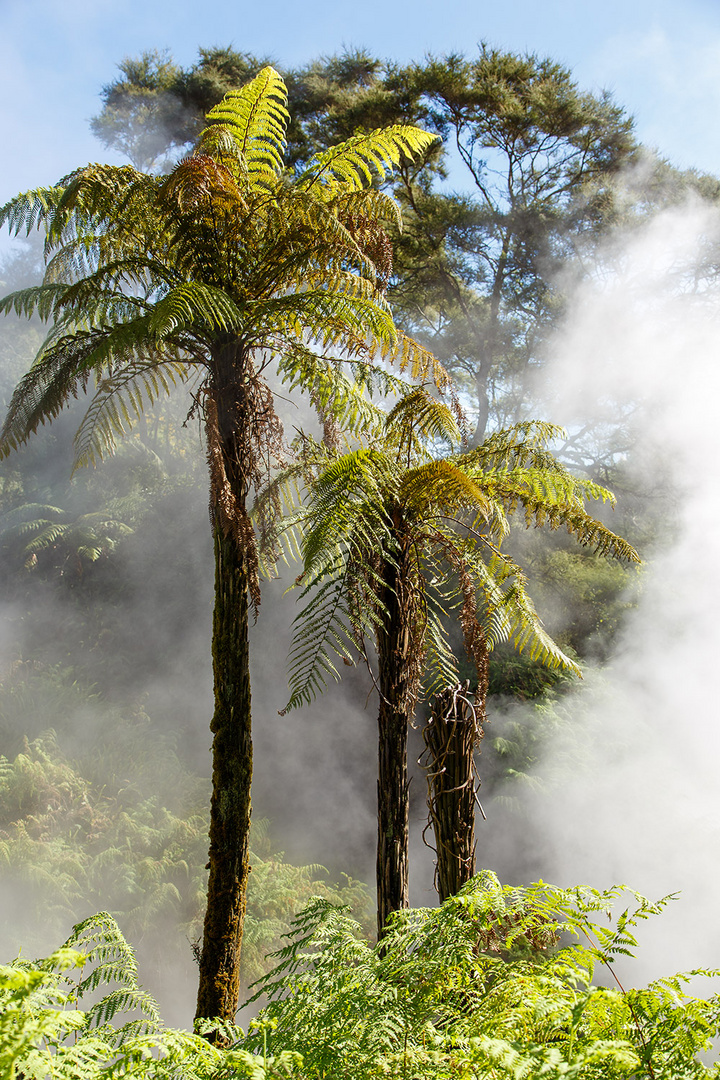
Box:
(281, 391, 638, 933)
(0, 67, 438, 1027)
(92, 45, 637, 444)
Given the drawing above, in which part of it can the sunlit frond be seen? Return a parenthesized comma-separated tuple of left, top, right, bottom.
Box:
(471, 552, 581, 675)
(277, 345, 388, 440)
(300, 449, 394, 581)
(147, 283, 243, 339)
(202, 66, 289, 180)
(0, 183, 66, 238)
(384, 388, 461, 455)
(401, 459, 494, 521)
(299, 125, 437, 193)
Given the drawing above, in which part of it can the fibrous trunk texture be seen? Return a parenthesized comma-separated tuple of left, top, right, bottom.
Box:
(195, 348, 257, 1034)
(423, 683, 483, 903)
(376, 518, 416, 940)
(194, 525, 253, 1031)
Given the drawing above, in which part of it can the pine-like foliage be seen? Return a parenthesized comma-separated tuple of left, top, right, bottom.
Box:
(282, 390, 639, 714)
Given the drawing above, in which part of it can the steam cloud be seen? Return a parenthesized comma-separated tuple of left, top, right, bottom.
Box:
(482, 194, 720, 984)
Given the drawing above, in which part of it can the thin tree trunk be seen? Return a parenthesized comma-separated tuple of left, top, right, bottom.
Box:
(376, 699, 410, 938)
(422, 683, 483, 902)
(195, 525, 253, 1031)
(376, 516, 416, 939)
(195, 349, 256, 1034)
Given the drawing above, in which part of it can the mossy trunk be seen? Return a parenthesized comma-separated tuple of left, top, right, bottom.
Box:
(194, 525, 253, 1030)
(423, 684, 483, 903)
(195, 347, 256, 1034)
(376, 515, 416, 939)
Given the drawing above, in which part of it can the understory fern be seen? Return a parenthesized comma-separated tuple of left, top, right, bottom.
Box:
(0, 712, 372, 995)
(247, 873, 720, 1079)
(1, 911, 300, 1079)
(3, 875, 720, 1078)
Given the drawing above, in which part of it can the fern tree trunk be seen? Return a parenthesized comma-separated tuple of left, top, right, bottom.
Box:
(423, 683, 483, 902)
(375, 512, 417, 939)
(195, 526, 252, 1029)
(195, 347, 255, 1033)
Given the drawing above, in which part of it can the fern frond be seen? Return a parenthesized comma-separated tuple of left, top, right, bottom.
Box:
(335, 187, 403, 231)
(422, 585, 461, 699)
(386, 332, 452, 391)
(299, 125, 437, 193)
(203, 66, 289, 180)
(471, 552, 582, 675)
(249, 287, 398, 354)
(277, 344, 387, 439)
(284, 560, 357, 712)
(401, 459, 495, 521)
(147, 282, 243, 338)
(0, 183, 66, 238)
(385, 388, 462, 456)
(300, 448, 394, 579)
(559, 506, 640, 563)
(0, 323, 145, 459)
(0, 284, 70, 322)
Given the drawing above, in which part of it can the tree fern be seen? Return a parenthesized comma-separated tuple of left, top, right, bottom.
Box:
(283, 389, 635, 714)
(278, 387, 638, 933)
(203, 65, 290, 179)
(0, 61, 446, 1025)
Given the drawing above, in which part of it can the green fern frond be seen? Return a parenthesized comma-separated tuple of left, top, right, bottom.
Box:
(204, 66, 289, 179)
(277, 345, 387, 439)
(284, 564, 358, 712)
(0, 284, 70, 322)
(402, 459, 494, 522)
(300, 448, 394, 578)
(0, 325, 139, 460)
(559, 506, 641, 563)
(471, 553, 581, 675)
(422, 588, 461, 699)
(336, 187, 403, 231)
(249, 287, 398, 352)
(387, 332, 452, 391)
(0, 183, 66, 238)
(147, 283, 243, 338)
(299, 125, 437, 193)
(385, 387, 461, 452)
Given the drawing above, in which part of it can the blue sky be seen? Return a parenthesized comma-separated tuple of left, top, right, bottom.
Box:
(2, 0, 720, 215)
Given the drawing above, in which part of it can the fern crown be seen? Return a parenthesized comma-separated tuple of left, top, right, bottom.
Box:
(282, 391, 640, 712)
(0, 66, 441, 473)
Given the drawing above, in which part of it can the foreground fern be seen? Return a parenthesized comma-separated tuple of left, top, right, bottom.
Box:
(1, 912, 301, 1079)
(4, 878, 718, 1078)
(248, 874, 720, 1079)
